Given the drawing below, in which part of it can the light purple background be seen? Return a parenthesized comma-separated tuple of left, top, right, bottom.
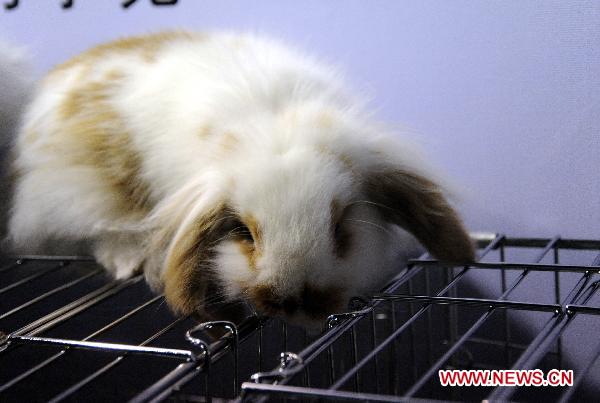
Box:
(1, 1, 599, 390)
(1, 1, 599, 239)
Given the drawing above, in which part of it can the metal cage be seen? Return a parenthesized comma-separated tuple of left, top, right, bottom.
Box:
(1, 234, 599, 402)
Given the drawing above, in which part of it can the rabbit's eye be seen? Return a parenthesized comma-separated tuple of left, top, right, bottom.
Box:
(237, 224, 254, 243)
(222, 218, 254, 244)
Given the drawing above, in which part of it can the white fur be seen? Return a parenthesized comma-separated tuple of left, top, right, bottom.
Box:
(7, 32, 452, 324)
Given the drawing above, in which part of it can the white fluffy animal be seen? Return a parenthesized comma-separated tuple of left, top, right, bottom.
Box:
(6, 32, 474, 325)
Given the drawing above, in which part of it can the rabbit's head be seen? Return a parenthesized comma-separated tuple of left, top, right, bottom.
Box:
(151, 109, 474, 327)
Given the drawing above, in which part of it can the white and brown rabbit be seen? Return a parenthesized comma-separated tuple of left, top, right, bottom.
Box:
(6, 31, 474, 326)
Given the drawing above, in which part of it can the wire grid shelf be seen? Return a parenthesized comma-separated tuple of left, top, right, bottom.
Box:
(0, 234, 599, 402)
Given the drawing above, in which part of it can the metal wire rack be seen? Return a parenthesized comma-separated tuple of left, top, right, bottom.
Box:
(0, 234, 599, 402)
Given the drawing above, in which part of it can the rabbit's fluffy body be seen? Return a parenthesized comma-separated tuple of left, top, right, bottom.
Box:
(8, 32, 473, 325)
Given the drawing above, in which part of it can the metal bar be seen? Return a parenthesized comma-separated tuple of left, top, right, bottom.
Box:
(318, 237, 506, 392)
(0, 295, 164, 392)
(390, 300, 399, 395)
(565, 304, 600, 316)
(333, 267, 530, 393)
(486, 315, 568, 402)
(350, 325, 359, 391)
(0, 261, 20, 274)
(295, 236, 490, 372)
(7, 335, 196, 361)
(327, 272, 469, 391)
(0, 268, 102, 319)
(47, 317, 187, 403)
(342, 237, 557, 397)
(0, 350, 70, 392)
(7, 255, 96, 262)
(401, 237, 559, 398)
(553, 245, 563, 369)
(249, 303, 373, 385)
(499, 243, 510, 368)
(487, 254, 600, 401)
(404, 313, 494, 397)
(185, 321, 239, 396)
(314, 266, 443, 366)
(406, 276, 417, 383)
(298, 266, 419, 367)
(0, 263, 65, 295)
(303, 331, 310, 388)
(327, 335, 335, 387)
(240, 382, 447, 402)
(370, 308, 379, 394)
(14, 275, 144, 337)
(457, 234, 506, 260)
(446, 264, 458, 393)
(130, 315, 263, 403)
(371, 294, 561, 314)
(185, 323, 212, 401)
(472, 237, 600, 250)
(408, 259, 600, 273)
(424, 268, 434, 370)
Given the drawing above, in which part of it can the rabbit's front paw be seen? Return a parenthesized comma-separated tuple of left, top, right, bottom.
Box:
(93, 234, 146, 279)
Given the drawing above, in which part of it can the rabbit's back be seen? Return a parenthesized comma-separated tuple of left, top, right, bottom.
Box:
(8, 31, 343, 251)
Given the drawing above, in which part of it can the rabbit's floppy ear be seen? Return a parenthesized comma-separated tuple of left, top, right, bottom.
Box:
(363, 169, 474, 263)
(162, 201, 229, 315)
(144, 175, 229, 315)
(357, 135, 474, 263)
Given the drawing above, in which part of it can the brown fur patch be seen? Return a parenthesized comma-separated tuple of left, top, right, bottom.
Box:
(237, 239, 258, 272)
(58, 70, 151, 214)
(248, 283, 281, 315)
(162, 203, 227, 315)
(317, 144, 354, 173)
(236, 214, 262, 272)
(219, 132, 239, 153)
(243, 214, 262, 245)
(197, 124, 212, 138)
(363, 170, 474, 263)
(50, 31, 202, 74)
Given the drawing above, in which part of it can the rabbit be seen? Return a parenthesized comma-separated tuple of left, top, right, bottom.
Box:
(7, 31, 474, 327)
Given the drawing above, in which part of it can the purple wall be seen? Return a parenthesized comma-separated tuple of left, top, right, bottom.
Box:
(2, 1, 598, 239)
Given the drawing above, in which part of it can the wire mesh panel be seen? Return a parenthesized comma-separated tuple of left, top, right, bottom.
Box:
(240, 235, 600, 402)
(0, 254, 316, 402)
(1, 235, 599, 402)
